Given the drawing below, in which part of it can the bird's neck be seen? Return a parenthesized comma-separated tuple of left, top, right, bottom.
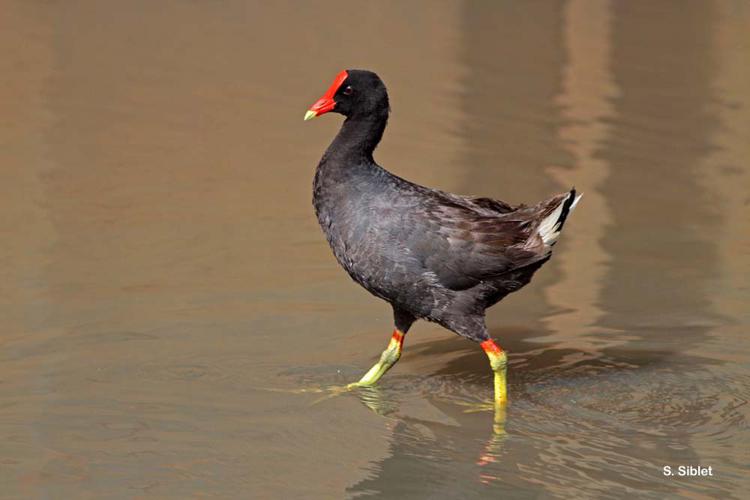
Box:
(325, 111, 388, 163)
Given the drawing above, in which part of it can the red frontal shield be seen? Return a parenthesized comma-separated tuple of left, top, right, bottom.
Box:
(305, 70, 348, 120)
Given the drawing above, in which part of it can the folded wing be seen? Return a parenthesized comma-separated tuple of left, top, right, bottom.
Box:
(406, 189, 579, 290)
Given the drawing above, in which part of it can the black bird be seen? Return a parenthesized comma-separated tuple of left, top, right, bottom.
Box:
(304, 69, 580, 406)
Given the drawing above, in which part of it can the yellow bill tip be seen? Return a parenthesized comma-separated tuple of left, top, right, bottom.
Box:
(303, 110, 317, 121)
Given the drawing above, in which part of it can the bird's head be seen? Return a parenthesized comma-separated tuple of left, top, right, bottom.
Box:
(304, 69, 389, 121)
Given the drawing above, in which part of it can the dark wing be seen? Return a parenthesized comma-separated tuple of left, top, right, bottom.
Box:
(403, 191, 569, 291)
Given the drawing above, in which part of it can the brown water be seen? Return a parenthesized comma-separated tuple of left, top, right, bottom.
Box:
(2, 1, 749, 498)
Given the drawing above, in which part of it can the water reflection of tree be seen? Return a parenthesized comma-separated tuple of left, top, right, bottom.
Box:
(596, 0, 722, 353)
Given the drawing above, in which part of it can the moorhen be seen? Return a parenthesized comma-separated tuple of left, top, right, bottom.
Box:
(304, 70, 580, 406)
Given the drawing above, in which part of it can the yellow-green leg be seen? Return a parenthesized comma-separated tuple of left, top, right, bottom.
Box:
(481, 339, 508, 406)
(348, 330, 405, 389)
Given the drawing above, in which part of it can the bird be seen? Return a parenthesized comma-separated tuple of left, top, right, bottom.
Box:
(304, 69, 581, 407)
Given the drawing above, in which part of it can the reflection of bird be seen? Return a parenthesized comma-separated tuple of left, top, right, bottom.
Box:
(305, 70, 581, 407)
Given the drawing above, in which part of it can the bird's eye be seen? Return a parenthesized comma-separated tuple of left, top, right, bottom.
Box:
(342, 86, 354, 96)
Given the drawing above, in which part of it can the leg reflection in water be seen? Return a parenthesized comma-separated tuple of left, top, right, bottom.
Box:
(347, 380, 510, 481)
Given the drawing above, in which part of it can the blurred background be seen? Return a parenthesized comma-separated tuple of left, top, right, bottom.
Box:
(1, 0, 748, 498)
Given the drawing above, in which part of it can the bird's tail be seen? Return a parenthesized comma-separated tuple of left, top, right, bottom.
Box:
(537, 188, 582, 246)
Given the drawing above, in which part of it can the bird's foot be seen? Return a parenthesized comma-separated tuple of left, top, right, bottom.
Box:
(313, 384, 397, 417)
(257, 380, 365, 406)
(454, 398, 507, 414)
(346, 380, 372, 390)
(309, 383, 362, 405)
(457, 400, 498, 414)
(257, 386, 329, 395)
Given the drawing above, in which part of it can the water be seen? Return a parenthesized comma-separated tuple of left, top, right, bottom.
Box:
(2, 1, 748, 498)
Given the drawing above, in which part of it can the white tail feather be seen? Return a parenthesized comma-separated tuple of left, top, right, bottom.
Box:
(538, 192, 582, 246)
(570, 193, 583, 210)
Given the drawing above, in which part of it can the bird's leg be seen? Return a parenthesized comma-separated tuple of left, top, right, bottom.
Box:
(348, 329, 405, 389)
(481, 339, 508, 406)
